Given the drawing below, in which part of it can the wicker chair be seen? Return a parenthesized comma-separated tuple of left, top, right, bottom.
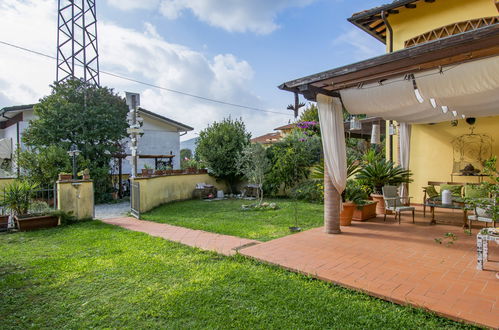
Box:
(382, 185, 415, 224)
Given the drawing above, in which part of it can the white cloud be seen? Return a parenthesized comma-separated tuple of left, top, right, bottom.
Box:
(106, 0, 160, 11)
(332, 28, 385, 62)
(0, 0, 291, 140)
(107, 0, 314, 34)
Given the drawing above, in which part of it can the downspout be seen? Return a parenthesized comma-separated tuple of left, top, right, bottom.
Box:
(381, 11, 393, 53)
(16, 121, 20, 177)
(381, 11, 394, 162)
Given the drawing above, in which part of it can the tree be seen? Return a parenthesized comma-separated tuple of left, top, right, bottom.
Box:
(195, 118, 250, 192)
(22, 79, 128, 202)
(237, 143, 270, 205)
(298, 103, 319, 122)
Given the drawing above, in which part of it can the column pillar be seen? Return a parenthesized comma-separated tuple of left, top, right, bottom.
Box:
(324, 165, 341, 234)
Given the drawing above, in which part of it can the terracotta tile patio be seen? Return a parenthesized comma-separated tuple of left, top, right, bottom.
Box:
(239, 207, 499, 328)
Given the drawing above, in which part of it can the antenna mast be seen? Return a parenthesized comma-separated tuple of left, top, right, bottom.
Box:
(56, 0, 100, 85)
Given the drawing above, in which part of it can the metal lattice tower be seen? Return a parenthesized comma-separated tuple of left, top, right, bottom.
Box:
(56, 0, 100, 85)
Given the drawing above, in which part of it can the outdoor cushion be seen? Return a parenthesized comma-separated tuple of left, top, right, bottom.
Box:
(440, 184, 462, 197)
(464, 184, 488, 199)
(423, 185, 439, 198)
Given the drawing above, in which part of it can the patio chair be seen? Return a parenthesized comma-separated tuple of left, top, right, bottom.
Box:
(467, 197, 497, 232)
(382, 185, 415, 224)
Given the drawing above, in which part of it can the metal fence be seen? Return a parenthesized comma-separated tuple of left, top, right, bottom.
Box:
(0, 184, 58, 215)
(130, 181, 140, 218)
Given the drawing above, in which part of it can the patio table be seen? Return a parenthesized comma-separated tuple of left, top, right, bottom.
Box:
(476, 228, 499, 270)
(423, 200, 468, 227)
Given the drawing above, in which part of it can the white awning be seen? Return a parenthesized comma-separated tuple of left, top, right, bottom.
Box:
(340, 55, 499, 123)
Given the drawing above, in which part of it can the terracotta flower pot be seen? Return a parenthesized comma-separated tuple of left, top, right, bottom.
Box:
(340, 202, 356, 226)
(352, 201, 378, 221)
(15, 214, 59, 231)
(58, 173, 72, 181)
(370, 194, 386, 215)
(141, 169, 153, 177)
(0, 215, 9, 231)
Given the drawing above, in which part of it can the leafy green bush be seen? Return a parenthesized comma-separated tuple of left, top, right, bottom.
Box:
(265, 131, 321, 195)
(290, 180, 323, 203)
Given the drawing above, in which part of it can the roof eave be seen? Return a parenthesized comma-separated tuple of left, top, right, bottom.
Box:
(138, 107, 194, 132)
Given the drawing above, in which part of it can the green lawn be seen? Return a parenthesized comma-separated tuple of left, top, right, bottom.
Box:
(142, 198, 324, 241)
(0, 222, 473, 329)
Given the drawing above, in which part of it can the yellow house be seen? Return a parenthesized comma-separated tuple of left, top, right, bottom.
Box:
(279, 0, 499, 232)
(348, 0, 499, 203)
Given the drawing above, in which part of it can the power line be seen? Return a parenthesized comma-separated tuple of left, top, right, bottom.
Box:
(0, 40, 291, 116)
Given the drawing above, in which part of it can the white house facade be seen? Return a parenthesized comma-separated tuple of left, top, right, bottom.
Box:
(0, 104, 193, 177)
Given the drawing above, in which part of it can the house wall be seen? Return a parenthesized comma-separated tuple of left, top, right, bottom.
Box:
(409, 116, 499, 204)
(120, 113, 182, 174)
(387, 0, 498, 51)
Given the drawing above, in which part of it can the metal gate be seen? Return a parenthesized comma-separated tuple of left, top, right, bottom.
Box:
(130, 181, 140, 218)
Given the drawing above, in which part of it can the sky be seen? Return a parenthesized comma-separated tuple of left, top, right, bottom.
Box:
(0, 0, 386, 141)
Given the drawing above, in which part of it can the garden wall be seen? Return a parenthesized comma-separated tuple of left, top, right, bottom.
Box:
(57, 179, 94, 219)
(133, 174, 227, 214)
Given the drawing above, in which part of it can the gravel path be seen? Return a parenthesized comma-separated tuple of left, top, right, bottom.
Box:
(95, 201, 130, 219)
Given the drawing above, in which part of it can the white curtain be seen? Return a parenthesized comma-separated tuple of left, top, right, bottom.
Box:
(398, 123, 411, 201)
(317, 94, 347, 195)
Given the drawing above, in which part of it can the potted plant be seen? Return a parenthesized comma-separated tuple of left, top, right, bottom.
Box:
(58, 172, 72, 181)
(141, 163, 154, 177)
(78, 168, 91, 180)
(185, 158, 199, 174)
(1, 180, 59, 231)
(341, 180, 367, 226)
(356, 158, 412, 215)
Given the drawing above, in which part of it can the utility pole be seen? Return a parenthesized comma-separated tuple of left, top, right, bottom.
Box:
(125, 93, 143, 178)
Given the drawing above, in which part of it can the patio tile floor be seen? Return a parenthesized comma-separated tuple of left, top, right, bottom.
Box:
(239, 207, 499, 328)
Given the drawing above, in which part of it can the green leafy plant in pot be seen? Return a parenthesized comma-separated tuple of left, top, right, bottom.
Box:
(356, 159, 412, 215)
(1, 180, 59, 231)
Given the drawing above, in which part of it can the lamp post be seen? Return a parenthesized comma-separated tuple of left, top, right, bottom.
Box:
(125, 92, 143, 178)
(68, 143, 80, 180)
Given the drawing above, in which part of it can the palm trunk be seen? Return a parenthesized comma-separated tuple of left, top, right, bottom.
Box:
(324, 165, 341, 234)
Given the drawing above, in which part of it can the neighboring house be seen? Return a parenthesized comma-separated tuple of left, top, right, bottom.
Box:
(280, 0, 499, 211)
(252, 118, 386, 146)
(0, 104, 37, 177)
(0, 104, 193, 177)
(250, 123, 296, 146)
(121, 107, 193, 173)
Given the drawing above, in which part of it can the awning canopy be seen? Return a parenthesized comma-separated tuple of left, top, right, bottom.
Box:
(340, 55, 499, 124)
(279, 23, 499, 123)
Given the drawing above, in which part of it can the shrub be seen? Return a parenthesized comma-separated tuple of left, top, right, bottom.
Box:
(290, 180, 323, 203)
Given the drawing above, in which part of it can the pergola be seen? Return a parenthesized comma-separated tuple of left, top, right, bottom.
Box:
(279, 24, 499, 234)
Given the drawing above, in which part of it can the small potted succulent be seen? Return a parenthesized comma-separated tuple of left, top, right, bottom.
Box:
(1, 180, 59, 231)
(141, 163, 154, 177)
(78, 168, 91, 180)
